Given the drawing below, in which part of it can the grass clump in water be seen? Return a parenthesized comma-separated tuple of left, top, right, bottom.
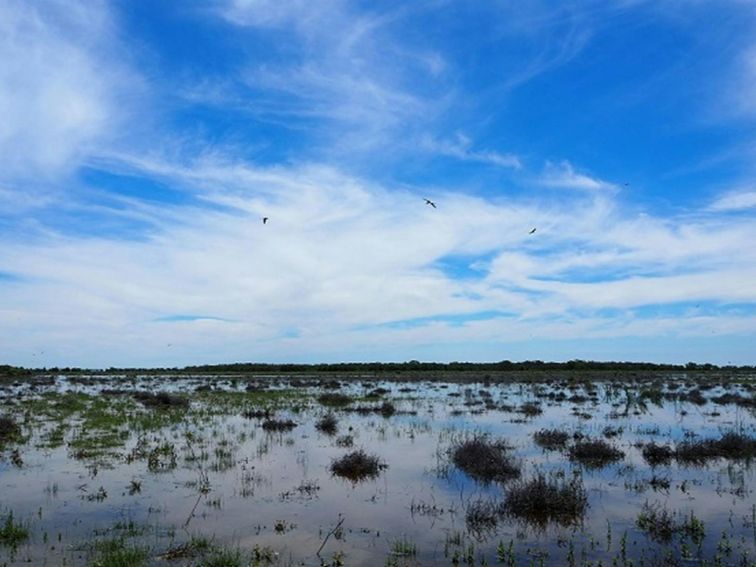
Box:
(90, 538, 149, 567)
(0, 512, 28, 547)
(261, 418, 297, 432)
(317, 392, 353, 407)
(642, 442, 674, 466)
(502, 473, 588, 528)
(0, 416, 21, 447)
(465, 499, 500, 535)
(568, 438, 624, 468)
(390, 536, 417, 557)
(330, 449, 387, 482)
(451, 435, 520, 483)
(675, 431, 756, 464)
(133, 391, 189, 409)
(636, 504, 705, 545)
(201, 546, 246, 567)
(315, 413, 338, 435)
(533, 429, 569, 451)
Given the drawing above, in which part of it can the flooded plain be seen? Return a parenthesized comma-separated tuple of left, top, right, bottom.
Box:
(1, 372, 755, 566)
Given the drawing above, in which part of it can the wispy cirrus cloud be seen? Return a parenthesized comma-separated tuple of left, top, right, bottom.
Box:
(0, 0, 139, 182)
(538, 161, 620, 192)
(1, 156, 754, 366)
(708, 189, 756, 212)
(421, 134, 521, 169)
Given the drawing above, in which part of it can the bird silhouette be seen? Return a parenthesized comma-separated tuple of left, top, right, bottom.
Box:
(529, 227, 537, 234)
(424, 198, 437, 208)
(262, 217, 269, 224)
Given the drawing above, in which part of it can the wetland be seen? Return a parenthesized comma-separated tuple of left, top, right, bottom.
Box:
(0, 367, 755, 566)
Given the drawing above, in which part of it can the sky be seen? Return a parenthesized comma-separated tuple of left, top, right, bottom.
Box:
(1, 0, 755, 368)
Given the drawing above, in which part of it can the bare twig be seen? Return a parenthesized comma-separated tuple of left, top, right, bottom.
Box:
(316, 515, 345, 557)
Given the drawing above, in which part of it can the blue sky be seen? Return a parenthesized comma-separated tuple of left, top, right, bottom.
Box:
(1, 0, 755, 367)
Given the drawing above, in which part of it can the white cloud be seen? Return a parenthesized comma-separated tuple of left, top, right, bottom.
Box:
(422, 134, 522, 169)
(206, 1, 449, 156)
(0, 0, 138, 182)
(538, 160, 619, 191)
(1, 157, 754, 366)
(709, 190, 756, 211)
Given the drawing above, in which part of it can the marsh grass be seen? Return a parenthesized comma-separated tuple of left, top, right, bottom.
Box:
(568, 438, 624, 468)
(465, 499, 500, 535)
(390, 536, 417, 557)
(0, 416, 21, 446)
(517, 402, 543, 417)
(317, 393, 353, 407)
(330, 449, 387, 481)
(157, 536, 212, 560)
(316, 413, 339, 435)
(0, 511, 28, 547)
(451, 435, 520, 483)
(133, 391, 189, 409)
(261, 418, 297, 432)
(335, 434, 354, 447)
(675, 431, 756, 464)
(642, 442, 674, 466)
(502, 473, 588, 528)
(90, 538, 149, 567)
(636, 504, 705, 545)
(533, 429, 569, 451)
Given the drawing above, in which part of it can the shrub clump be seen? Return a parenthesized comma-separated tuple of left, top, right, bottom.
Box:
(675, 431, 756, 464)
(568, 438, 624, 468)
(533, 429, 570, 451)
(315, 413, 338, 435)
(502, 473, 588, 528)
(330, 450, 387, 482)
(451, 435, 520, 483)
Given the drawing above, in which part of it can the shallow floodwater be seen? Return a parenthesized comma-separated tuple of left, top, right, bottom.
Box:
(1, 374, 755, 566)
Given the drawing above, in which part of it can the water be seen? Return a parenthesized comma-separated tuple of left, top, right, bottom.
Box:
(0, 374, 754, 565)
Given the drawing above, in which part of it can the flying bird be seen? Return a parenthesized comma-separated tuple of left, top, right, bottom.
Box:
(262, 217, 269, 224)
(424, 198, 437, 208)
(529, 227, 537, 234)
